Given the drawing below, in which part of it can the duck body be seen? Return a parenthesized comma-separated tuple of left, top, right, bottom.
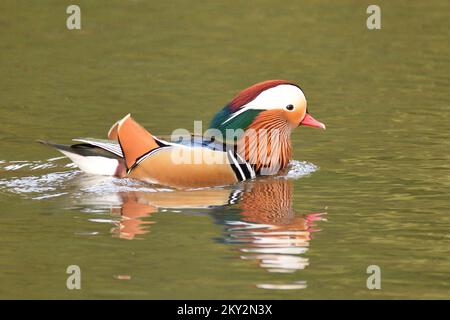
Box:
(43, 125, 253, 188)
(41, 80, 325, 189)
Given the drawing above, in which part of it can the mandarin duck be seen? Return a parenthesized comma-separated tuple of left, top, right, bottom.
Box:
(41, 80, 325, 188)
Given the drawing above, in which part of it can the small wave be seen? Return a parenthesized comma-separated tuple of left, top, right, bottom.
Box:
(0, 171, 79, 195)
(0, 157, 69, 172)
(283, 160, 318, 179)
(79, 177, 173, 194)
(0, 158, 317, 200)
(256, 282, 307, 290)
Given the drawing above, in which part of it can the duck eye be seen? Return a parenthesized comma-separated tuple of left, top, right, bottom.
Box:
(285, 104, 294, 111)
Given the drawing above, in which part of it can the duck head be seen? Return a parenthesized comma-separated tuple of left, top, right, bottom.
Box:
(209, 80, 325, 133)
(208, 80, 325, 174)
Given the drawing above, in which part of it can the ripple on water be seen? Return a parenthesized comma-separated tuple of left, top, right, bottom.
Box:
(283, 160, 318, 179)
(0, 171, 79, 195)
(0, 158, 317, 200)
(223, 210, 326, 290)
(0, 157, 323, 289)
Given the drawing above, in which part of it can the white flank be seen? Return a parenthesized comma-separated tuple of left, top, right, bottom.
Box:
(59, 150, 119, 176)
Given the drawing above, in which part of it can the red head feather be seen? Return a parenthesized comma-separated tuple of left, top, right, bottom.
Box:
(228, 80, 295, 112)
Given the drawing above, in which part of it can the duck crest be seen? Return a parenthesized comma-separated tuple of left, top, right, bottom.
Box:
(228, 80, 295, 112)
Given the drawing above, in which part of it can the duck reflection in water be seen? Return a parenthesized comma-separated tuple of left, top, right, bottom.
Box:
(108, 187, 240, 240)
(102, 176, 325, 289)
(215, 178, 326, 290)
(110, 192, 156, 240)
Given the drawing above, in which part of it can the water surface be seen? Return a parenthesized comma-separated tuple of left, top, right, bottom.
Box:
(0, 0, 449, 299)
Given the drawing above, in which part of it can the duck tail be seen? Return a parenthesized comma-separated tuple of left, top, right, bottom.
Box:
(38, 140, 125, 176)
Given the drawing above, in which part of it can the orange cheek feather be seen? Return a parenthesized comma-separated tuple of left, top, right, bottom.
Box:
(284, 108, 306, 128)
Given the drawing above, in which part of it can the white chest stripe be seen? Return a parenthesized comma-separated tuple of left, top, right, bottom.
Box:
(228, 150, 245, 181)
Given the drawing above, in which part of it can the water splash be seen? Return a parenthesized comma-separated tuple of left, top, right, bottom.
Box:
(0, 158, 174, 200)
(0, 171, 79, 195)
(0, 158, 317, 200)
(283, 160, 318, 179)
(0, 157, 75, 172)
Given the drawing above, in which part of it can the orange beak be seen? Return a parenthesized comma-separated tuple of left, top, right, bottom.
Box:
(300, 113, 326, 130)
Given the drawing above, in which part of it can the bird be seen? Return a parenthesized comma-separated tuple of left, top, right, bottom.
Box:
(40, 80, 325, 188)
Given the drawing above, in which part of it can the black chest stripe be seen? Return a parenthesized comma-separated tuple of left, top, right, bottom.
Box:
(227, 150, 245, 181)
(235, 153, 256, 179)
(227, 151, 255, 181)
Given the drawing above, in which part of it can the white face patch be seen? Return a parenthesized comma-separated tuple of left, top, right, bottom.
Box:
(245, 84, 306, 110)
(222, 84, 306, 125)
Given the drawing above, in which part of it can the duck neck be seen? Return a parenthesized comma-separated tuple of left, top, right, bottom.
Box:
(236, 116, 292, 175)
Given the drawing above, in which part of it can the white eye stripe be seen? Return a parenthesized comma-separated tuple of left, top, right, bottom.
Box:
(245, 85, 305, 110)
(222, 84, 306, 125)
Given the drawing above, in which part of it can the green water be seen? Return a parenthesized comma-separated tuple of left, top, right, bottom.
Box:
(0, 0, 449, 299)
